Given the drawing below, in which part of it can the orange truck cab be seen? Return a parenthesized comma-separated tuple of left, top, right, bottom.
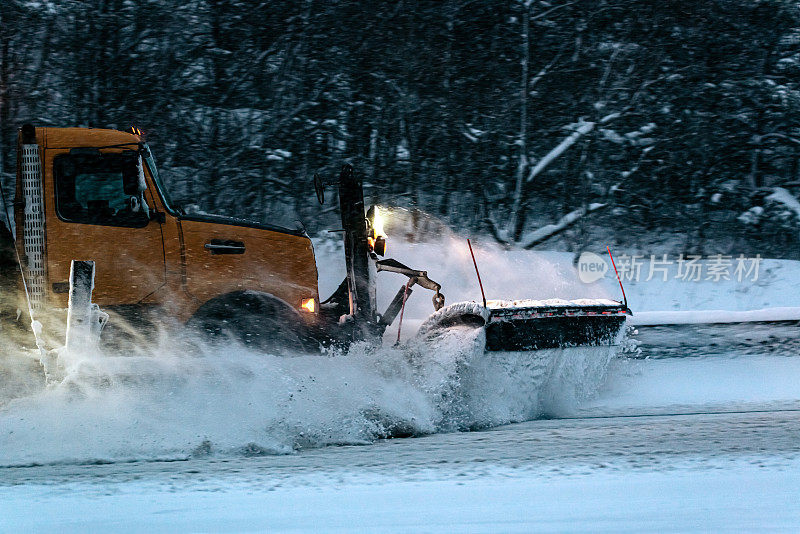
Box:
(11, 125, 325, 350)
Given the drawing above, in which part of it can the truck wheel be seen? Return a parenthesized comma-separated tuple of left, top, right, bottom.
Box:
(187, 293, 309, 355)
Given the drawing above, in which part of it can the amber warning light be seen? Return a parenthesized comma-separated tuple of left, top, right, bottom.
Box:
(300, 298, 316, 313)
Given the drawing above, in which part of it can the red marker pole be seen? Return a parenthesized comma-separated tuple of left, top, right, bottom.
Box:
(467, 239, 487, 308)
(606, 245, 627, 308)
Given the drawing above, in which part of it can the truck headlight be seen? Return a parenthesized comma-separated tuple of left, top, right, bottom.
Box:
(367, 205, 387, 256)
(370, 206, 385, 238)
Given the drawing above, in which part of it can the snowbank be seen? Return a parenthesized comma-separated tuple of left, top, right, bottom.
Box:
(633, 307, 800, 326)
(621, 256, 800, 325)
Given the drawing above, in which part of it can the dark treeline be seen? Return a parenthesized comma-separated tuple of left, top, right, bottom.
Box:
(2, 0, 800, 255)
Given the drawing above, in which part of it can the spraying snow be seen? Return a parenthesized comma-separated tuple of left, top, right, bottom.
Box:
(0, 233, 626, 466)
(0, 327, 620, 467)
(4, 230, 797, 469)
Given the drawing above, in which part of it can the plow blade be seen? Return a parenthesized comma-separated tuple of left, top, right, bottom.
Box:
(418, 299, 631, 352)
(485, 300, 630, 351)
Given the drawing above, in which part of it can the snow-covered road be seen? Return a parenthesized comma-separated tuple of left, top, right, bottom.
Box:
(3, 326, 800, 532)
(3, 407, 799, 532)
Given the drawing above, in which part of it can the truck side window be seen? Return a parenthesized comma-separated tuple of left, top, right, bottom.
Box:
(54, 152, 149, 228)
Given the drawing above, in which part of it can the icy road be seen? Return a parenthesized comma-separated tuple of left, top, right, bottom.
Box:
(1, 323, 800, 532)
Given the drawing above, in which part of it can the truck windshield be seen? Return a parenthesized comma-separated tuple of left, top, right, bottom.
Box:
(141, 144, 181, 215)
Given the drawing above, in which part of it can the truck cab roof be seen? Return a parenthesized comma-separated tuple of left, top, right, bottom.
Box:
(33, 127, 141, 149)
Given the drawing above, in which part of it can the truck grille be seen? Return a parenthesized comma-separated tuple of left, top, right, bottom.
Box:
(21, 144, 46, 312)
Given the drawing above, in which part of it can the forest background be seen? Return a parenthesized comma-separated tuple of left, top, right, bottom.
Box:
(2, 0, 800, 257)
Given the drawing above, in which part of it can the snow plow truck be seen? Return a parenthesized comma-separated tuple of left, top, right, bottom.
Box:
(1, 124, 630, 353)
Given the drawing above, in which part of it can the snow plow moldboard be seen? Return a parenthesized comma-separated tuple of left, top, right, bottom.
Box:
(485, 300, 630, 351)
(419, 300, 631, 352)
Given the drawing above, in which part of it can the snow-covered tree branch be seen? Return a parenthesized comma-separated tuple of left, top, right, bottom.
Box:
(522, 203, 609, 249)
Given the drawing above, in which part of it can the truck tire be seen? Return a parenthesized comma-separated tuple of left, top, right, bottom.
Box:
(187, 292, 309, 355)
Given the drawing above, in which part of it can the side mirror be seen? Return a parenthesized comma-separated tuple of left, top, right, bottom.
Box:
(313, 173, 325, 205)
(373, 236, 386, 256)
(122, 153, 145, 196)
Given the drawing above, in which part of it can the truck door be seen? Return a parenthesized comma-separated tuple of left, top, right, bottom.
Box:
(44, 149, 166, 307)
